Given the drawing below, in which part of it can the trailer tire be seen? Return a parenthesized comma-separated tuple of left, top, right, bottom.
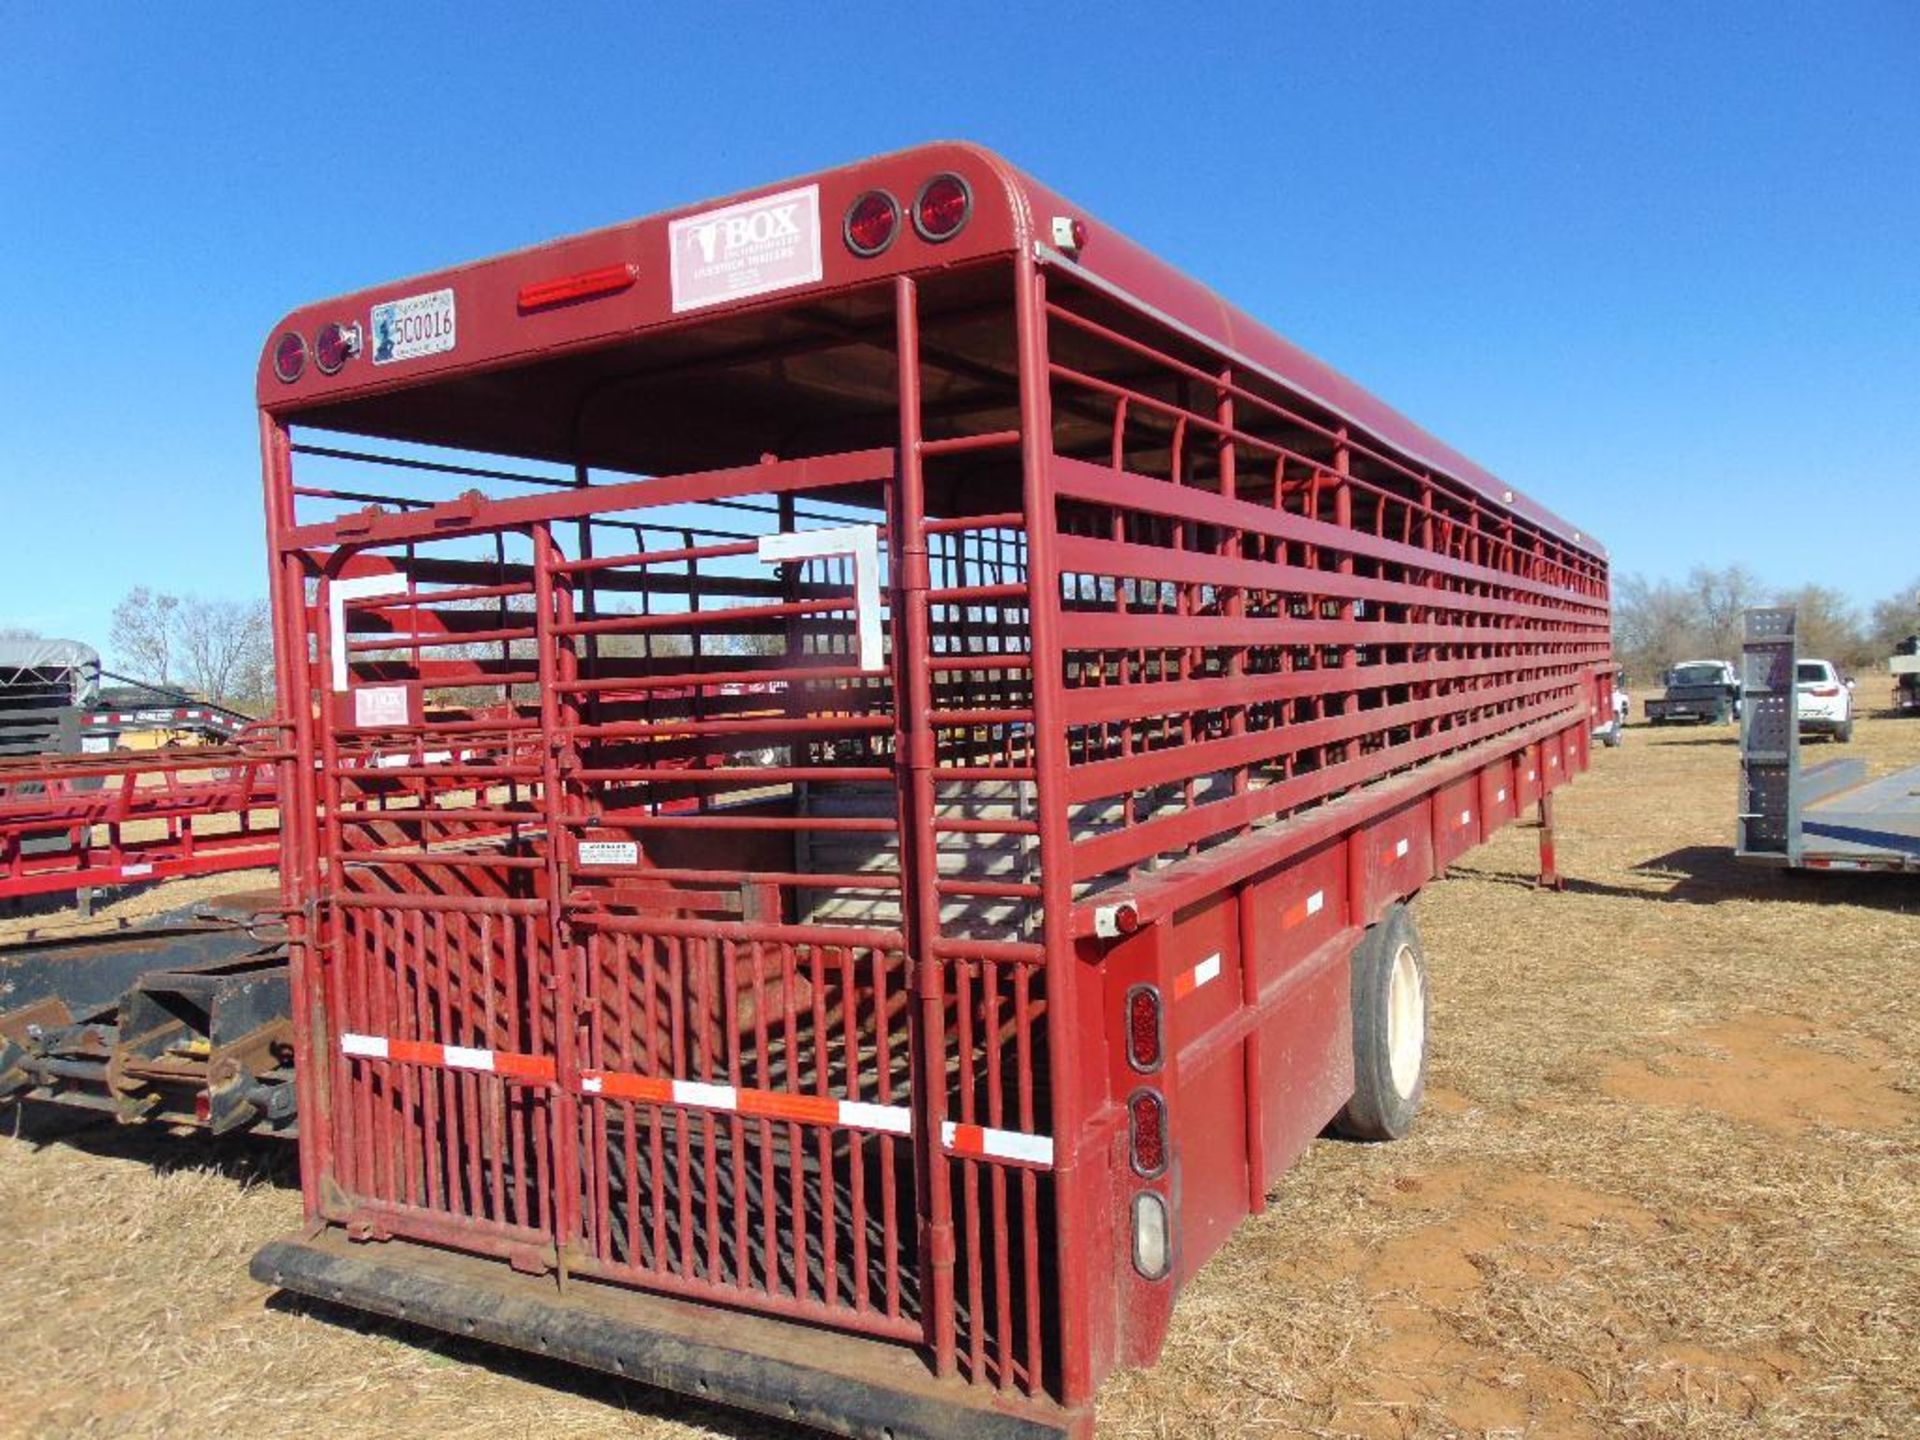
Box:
(1333, 905, 1428, 1142)
(1836, 718, 1854, 743)
(1600, 720, 1622, 748)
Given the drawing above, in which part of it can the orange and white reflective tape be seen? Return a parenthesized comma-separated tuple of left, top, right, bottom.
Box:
(1281, 888, 1326, 929)
(1172, 952, 1221, 999)
(943, 1120, 1055, 1169)
(579, 1067, 912, 1138)
(341, 1034, 1053, 1168)
(340, 1032, 556, 1082)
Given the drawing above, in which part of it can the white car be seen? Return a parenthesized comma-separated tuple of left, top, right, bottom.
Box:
(1796, 659, 1855, 742)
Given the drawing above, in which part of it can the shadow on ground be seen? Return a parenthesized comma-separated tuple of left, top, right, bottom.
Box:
(264, 1290, 815, 1440)
(1453, 844, 1920, 912)
(2, 1097, 296, 1187)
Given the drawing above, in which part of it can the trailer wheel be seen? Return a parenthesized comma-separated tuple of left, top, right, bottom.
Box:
(1600, 720, 1623, 748)
(1333, 905, 1428, 1141)
(1836, 718, 1854, 743)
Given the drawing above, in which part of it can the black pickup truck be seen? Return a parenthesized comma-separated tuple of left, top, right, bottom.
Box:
(1647, 659, 1741, 725)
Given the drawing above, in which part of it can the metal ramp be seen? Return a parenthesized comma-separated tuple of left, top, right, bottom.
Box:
(1737, 605, 1920, 871)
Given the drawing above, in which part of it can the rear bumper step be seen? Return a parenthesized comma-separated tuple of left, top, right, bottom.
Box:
(253, 1231, 1085, 1440)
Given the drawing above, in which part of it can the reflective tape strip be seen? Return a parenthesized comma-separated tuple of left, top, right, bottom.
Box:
(578, 1067, 913, 1137)
(120, 863, 154, 879)
(1497, 787, 1507, 802)
(341, 1033, 388, 1060)
(1174, 952, 1221, 999)
(1281, 888, 1325, 928)
(944, 1121, 1055, 1169)
(1394, 837, 1410, 858)
(1458, 808, 1473, 828)
(339, 1033, 555, 1083)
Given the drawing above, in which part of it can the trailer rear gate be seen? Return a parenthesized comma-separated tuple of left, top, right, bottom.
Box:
(251, 145, 1610, 1438)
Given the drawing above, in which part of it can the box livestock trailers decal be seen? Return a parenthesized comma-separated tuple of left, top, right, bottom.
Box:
(251, 144, 1611, 1439)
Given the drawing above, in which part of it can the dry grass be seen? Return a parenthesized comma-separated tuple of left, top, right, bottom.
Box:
(3, 709, 1917, 1438)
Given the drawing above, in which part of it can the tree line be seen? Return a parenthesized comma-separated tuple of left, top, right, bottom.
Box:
(109, 587, 275, 711)
(1614, 565, 1918, 681)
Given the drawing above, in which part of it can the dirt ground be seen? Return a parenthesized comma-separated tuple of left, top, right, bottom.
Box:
(2, 707, 1915, 1439)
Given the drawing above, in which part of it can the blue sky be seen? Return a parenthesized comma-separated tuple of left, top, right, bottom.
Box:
(1, 4, 1915, 655)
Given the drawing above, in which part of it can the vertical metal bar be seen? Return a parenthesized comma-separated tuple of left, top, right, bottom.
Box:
(531, 522, 584, 1267)
(894, 273, 959, 1370)
(1014, 255, 1089, 1401)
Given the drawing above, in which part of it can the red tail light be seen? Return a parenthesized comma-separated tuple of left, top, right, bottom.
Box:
(843, 190, 900, 257)
(913, 173, 972, 243)
(1128, 1088, 1168, 1177)
(314, 321, 362, 375)
(1125, 985, 1164, 1072)
(272, 330, 308, 383)
(194, 1091, 212, 1124)
(1809, 685, 1840, 698)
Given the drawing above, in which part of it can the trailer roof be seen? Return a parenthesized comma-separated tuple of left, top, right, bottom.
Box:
(260, 142, 1599, 557)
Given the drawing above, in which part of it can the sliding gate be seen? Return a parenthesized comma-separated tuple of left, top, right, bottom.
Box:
(292, 426, 1056, 1393)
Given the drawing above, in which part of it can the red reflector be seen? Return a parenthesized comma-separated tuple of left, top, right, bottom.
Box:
(272, 330, 307, 384)
(1125, 985, 1163, 1072)
(843, 190, 900, 257)
(194, 1092, 211, 1124)
(1128, 1089, 1168, 1177)
(518, 263, 639, 312)
(914, 172, 972, 243)
(314, 321, 361, 375)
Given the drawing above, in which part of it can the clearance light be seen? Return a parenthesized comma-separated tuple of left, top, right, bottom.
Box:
(272, 331, 308, 384)
(314, 321, 362, 375)
(1050, 215, 1087, 252)
(1132, 1191, 1171, 1280)
(844, 190, 900, 257)
(913, 173, 972, 243)
(518, 263, 640, 312)
(1125, 985, 1164, 1073)
(1129, 1088, 1169, 1178)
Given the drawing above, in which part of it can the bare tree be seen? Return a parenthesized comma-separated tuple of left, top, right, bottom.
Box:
(176, 597, 274, 708)
(1613, 574, 1703, 681)
(1688, 564, 1765, 662)
(1867, 580, 1920, 661)
(1772, 583, 1870, 671)
(110, 587, 180, 685)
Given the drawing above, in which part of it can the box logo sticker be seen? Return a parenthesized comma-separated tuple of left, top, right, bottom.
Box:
(669, 185, 822, 313)
(371, 288, 456, 365)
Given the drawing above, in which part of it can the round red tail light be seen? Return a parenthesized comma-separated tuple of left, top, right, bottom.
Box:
(913, 173, 972, 243)
(272, 331, 308, 384)
(314, 321, 362, 375)
(844, 190, 900, 257)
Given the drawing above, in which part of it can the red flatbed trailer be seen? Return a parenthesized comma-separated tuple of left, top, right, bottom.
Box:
(247, 143, 1611, 1438)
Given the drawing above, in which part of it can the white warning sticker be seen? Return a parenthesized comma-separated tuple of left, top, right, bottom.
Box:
(371, 288, 456, 365)
(578, 840, 639, 867)
(669, 185, 822, 313)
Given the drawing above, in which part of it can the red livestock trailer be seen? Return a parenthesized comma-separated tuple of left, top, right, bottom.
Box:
(249, 144, 1612, 1438)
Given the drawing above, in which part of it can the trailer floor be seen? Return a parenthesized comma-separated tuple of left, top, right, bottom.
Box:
(2, 717, 1917, 1439)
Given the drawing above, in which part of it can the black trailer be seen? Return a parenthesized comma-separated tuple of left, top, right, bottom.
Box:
(1736, 607, 1920, 872)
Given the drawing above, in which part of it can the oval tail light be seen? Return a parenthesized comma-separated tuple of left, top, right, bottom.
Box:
(844, 190, 901, 257)
(1125, 985, 1164, 1072)
(1128, 1088, 1169, 1178)
(272, 331, 308, 384)
(914, 172, 972, 243)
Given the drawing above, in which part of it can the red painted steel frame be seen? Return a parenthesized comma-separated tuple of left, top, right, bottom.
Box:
(0, 745, 280, 901)
(256, 143, 1611, 1436)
